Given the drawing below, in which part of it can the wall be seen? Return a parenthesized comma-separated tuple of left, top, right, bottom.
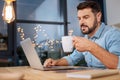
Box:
(105, 0, 120, 26)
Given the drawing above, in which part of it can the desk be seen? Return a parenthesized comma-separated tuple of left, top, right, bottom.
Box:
(0, 66, 120, 80)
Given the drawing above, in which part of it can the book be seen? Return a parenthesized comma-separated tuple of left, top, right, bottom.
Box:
(66, 69, 119, 79)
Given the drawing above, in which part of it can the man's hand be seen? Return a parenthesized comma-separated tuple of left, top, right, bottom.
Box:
(73, 36, 92, 52)
(43, 58, 58, 67)
(43, 58, 69, 67)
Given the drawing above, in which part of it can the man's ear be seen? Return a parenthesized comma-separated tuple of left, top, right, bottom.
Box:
(97, 12, 102, 22)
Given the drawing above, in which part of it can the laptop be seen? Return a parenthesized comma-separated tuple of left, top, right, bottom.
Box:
(20, 38, 75, 71)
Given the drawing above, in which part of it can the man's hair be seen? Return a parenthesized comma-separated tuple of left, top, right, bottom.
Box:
(77, 1, 101, 13)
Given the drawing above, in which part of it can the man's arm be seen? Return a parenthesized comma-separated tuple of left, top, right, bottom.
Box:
(89, 42, 118, 69)
(73, 36, 119, 69)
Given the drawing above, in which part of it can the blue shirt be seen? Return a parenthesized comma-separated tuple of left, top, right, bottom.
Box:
(64, 23, 120, 69)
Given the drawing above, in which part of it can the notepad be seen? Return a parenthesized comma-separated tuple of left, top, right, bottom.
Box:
(66, 69, 119, 79)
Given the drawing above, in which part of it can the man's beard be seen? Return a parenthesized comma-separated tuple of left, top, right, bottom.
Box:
(81, 19, 98, 34)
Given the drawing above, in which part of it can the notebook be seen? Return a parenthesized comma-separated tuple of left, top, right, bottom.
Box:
(66, 69, 119, 79)
(20, 38, 75, 71)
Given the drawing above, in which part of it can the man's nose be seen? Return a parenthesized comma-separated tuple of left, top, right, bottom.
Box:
(79, 19, 84, 25)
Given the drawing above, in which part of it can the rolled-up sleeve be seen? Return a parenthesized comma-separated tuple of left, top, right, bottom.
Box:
(106, 29, 120, 69)
(107, 29, 120, 55)
(63, 50, 84, 66)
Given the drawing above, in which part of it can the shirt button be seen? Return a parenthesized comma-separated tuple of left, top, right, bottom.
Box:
(89, 59, 92, 62)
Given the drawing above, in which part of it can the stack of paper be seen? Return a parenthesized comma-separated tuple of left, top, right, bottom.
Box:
(66, 69, 119, 79)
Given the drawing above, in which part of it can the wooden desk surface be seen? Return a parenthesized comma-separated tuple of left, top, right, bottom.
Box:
(0, 66, 120, 80)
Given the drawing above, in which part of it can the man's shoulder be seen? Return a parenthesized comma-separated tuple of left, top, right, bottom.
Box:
(103, 24, 120, 34)
(104, 26, 120, 41)
(108, 26, 120, 34)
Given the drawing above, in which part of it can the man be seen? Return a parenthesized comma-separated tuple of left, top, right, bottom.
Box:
(44, 1, 120, 69)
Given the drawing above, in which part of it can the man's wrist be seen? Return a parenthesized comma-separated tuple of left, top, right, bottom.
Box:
(87, 42, 97, 52)
(117, 56, 120, 69)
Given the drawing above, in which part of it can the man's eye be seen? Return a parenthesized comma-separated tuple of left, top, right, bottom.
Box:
(84, 16, 89, 19)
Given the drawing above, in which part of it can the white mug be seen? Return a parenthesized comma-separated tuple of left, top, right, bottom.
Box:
(62, 36, 73, 52)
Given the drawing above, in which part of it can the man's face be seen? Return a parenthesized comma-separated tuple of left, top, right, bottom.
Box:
(77, 8, 101, 35)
